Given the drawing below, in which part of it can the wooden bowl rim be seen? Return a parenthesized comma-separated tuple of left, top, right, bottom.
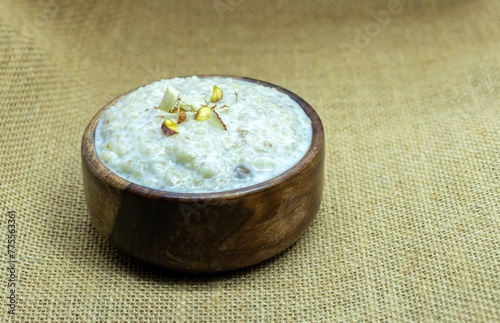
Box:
(82, 74, 324, 201)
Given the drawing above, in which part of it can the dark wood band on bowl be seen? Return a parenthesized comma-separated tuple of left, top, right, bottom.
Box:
(81, 75, 325, 273)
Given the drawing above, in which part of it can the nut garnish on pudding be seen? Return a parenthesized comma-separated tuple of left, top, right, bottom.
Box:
(95, 76, 312, 193)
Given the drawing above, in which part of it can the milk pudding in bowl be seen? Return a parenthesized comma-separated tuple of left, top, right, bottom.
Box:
(95, 76, 312, 192)
(82, 75, 324, 273)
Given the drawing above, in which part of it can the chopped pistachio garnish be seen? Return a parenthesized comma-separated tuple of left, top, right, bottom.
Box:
(210, 85, 223, 102)
(159, 86, 180, 112)
(157, 112, 178, 123)
(159, 87, 230, 137)
(194, 106, 227, 130)
(161, 118, 179, 136)
(195, 106, 212, 121)
(177, 108, 187, 124)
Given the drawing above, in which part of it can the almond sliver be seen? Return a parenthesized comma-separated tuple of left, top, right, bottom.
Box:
(158, 86, 180, 112)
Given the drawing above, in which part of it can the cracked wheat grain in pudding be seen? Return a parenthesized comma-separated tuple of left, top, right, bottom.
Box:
(95, 76, 313, 193)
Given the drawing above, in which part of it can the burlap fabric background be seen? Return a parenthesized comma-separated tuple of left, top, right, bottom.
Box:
(1, 0, 498, 321)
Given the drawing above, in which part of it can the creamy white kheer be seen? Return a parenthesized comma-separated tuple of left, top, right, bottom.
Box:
(95, 76, 312, 193)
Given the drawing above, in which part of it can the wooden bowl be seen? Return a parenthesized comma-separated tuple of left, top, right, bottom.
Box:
(81, 75, 324, 273)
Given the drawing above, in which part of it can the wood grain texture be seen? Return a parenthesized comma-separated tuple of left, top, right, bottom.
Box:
(81, 75, 325, 273)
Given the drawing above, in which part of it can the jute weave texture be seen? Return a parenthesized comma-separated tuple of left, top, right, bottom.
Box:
(1, 0, 498, 321)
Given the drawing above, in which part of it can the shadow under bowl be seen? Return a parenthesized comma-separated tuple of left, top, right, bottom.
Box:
(81, 75, 325, 273)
